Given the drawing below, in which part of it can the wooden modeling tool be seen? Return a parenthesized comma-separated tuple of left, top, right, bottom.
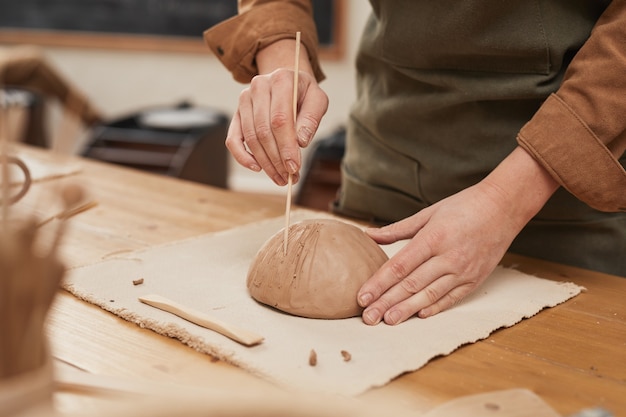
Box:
(138, 294, 264, 347)
(283, 31, 301, 256)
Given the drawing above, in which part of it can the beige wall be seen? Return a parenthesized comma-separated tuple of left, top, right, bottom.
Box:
(10, 1, 370, 195)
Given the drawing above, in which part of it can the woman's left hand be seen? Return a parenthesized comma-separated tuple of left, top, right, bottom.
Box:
(357, 177, 536, 325)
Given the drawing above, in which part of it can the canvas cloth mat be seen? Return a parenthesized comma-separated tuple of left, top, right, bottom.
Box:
(63, 209, 583, 396)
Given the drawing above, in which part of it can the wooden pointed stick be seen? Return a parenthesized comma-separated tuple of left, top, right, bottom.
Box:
(283, 174, 293, 256)
(284, 31, 301, 256)
(36, 200, 98, 228)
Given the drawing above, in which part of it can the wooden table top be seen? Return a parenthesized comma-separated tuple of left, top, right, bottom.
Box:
(9, 145, 626, 416)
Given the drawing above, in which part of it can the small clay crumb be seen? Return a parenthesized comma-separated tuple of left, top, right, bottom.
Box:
(133, 278, 144, 286)
(484, 403, 500, 411)
(109, 299, 115, 303)
(340, 350, 352, 362)
(309, 349, 317, 366)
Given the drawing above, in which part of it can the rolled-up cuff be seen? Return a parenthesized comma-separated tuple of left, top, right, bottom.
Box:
(203, 3, 325, 84)
(517, 93, 626, 212)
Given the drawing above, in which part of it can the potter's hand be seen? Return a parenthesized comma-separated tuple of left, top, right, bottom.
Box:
(357, 147, 559, 325)
(225, 39, 328, 186)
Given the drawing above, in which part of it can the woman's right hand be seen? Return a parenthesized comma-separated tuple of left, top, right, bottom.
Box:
(225, 40, 329, 186)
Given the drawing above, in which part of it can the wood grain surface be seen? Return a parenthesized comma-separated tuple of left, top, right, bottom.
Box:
(10, 145, 626, 416)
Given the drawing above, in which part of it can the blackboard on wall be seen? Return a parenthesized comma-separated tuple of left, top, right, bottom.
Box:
(0, 0, 344, 58)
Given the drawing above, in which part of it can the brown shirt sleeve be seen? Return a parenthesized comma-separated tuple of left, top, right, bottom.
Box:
(203, 0, 325, 84)
(517, 1, 626, 212)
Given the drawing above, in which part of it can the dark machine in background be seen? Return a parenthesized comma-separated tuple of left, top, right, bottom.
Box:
(82, 102, 229, 188)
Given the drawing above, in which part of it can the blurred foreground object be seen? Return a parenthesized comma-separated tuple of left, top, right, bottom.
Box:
(0, 114, 81, 413)
(0, 45, 102, 150)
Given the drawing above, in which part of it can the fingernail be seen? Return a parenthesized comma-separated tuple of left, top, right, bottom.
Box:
(358, 292, 373, 307)
(385, 310, 401, 325)
(418, 309, 430, 319)
(286, 160, 298, 175)
(363, 308, 381, 325)
(249, 164, 261, 172)
(273, 174, 286, 186)
(297, 126, 313, 146)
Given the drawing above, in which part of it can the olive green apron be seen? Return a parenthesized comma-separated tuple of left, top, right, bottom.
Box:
(332, 0, 626, 276)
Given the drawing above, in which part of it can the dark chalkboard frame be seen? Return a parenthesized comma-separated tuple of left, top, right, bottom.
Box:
(0, 0, 345, 59)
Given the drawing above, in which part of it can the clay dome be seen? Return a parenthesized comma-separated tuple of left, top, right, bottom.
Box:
(246, 219, 389, 319)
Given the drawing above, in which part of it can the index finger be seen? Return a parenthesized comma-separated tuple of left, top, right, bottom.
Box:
(268, 70, 301, 175)
(357, 236, 433, 308)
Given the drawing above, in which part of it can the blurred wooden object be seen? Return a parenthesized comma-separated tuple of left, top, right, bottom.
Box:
(55, 358, 564, 417)
(0, 217, 64, 378)
(421, 389, 560, 417)
(0, 87, 47, 148)
(0, 45, 102, 152)
(1, 109, 54, 379)
(0, 110, 86, 416)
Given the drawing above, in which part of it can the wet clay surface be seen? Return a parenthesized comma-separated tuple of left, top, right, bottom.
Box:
(246, 219, 389, 319)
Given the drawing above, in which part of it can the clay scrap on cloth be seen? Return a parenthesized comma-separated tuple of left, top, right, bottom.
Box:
(63, 209, 583, 396)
